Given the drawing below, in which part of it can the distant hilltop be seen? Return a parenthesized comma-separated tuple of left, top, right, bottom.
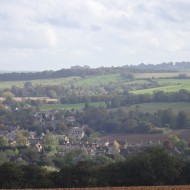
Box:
(0, 71, 12, 73)
(71, 65, 90, 69)
(124, 61, 190, 71)
(0, 61, 190, 81)
(0, 70, 38, 74)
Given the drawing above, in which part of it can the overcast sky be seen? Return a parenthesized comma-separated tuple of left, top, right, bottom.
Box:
(0, 0, 190, 71)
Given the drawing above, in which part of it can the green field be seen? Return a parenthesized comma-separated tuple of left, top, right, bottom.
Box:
(133, 72, 190, 79)
(117, 102, 190, 113)
(132, 78, 190, 94)
(125, 79, 150, 85)
(0, 76, 80, 89)
(0, 81, 25, 89)
(0, 74, 125, 89)
(40, 102, 106, 111)
(29, 76, 80, 86)
(131, 72, 190, 94)
(132, 85, 190, 94)
(1, 72, 190, 96)
(75, 74, 125, 87)
(133, 83, 190, 94)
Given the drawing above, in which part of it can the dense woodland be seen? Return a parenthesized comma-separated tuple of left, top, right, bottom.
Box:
(78, 106, 190, 133)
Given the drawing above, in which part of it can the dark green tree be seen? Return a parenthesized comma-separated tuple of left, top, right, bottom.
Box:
(0, 163, 23, 188)
(176, 111, 190, 128)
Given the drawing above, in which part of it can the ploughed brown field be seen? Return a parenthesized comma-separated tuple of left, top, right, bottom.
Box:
(100, 129, 190, 144)
(3, 186, 190, 190)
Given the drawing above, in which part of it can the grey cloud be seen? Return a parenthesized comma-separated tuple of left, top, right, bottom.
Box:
(90, 25, 101, 32)
(0, 0, 190, 71)
(0, 13, 11, 30)
(38, 16, 81, 29)
(164, 0, 190, 21)
(155, 8, 180, 23)
(0, 29, 49, 49)
(0, 12, 10, 20)
(107, 15, 138, 32)
(0, 37, 46, 49)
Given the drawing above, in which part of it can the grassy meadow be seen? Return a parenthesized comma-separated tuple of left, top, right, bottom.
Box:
(1, 72, 190, 90)
(0, 76, 80, 89)
(40, 101, 190, 112)
(74, 74, 125, 86)
(0, 80, 25, 89)
(0, 74, 125, 89)
(132, 84, 190, 94)
(40, 101, 106, 111)
(133, 72, 190, 79)
(116, 102, 190, 113)
(133, 78, 190, 94)
(1, 72, 190, 100)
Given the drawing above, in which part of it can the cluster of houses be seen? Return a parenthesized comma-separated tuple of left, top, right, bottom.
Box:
(0, 110, 186, 158)
(57, 139, 154, 157)
(0, 125, 167, 158)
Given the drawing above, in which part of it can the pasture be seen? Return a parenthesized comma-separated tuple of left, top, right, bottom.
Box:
(0, 74, 126, 89)
(0, 71, 189, 86)
(132, 78, 190, 94)
(133, 72, 190, 79)
(116, 102, 190, 114)
(74, 74, 125, 87)
(132, 84, 190, 94)
(40, 102, 106, 111)
(0, 76, 80, 89)
(1, 72, 190, 96)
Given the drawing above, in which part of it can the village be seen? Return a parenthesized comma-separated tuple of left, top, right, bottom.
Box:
(0, 107, 183, 165)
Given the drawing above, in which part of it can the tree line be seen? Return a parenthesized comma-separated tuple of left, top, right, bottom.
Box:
(0, 67, 130, 81)
(4, 86, 190, 107)
(1, 95, 190, 134)
(77, 107, 190, 133)
(0, 147, 190, 188)
(1, 62, 190, 82)
(125, 61, 190, 71)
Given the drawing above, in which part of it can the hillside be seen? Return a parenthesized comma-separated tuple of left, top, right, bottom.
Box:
(113, 102, 190, 114)
(0, 62, 190, 82)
